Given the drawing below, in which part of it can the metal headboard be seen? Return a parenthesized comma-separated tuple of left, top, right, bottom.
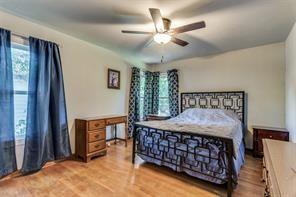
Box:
(181, 91, 246, 124)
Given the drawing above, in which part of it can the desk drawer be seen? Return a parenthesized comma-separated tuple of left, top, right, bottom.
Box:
(88, 130, 106, 142)
(88, 120, 105, 130)
(88, 141, 106, 153)
(106, 117, 126, 125)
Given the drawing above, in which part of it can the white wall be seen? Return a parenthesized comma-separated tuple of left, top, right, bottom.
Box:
(0, 10, 147, 168)
(152, 43, 286, 149)
(286, 22, 296, 143)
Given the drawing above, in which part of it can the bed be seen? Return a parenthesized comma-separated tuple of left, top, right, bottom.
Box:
(132, 91, 246, 197)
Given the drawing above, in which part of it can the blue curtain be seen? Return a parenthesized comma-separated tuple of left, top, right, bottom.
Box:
(0, 28, 17, 178)
(128, 67, 140, 136)
(22, 37, 71, 173)
(167, 69, 179, 117)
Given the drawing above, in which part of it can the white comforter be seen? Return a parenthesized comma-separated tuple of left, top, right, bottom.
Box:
(136, 108, 243, 158)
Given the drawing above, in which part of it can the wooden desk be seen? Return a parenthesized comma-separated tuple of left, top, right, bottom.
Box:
(75, 114, 128, 162)
(263, 139, 296, 197)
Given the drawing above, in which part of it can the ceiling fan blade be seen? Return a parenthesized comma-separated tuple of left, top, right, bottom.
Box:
(171, 37, 189, 47)
(121, 30, 153, 34)
(149, 8, 164, 32)
(171, 21, 206, 34)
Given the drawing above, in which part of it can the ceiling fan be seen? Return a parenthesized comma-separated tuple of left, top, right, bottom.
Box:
(121, 8, 206, 47)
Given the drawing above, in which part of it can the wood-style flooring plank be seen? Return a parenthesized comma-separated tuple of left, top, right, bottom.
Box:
(0, 141, 264, 197)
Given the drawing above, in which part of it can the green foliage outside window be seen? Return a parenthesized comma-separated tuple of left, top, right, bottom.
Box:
(12, 45, 30, 138)
(139, 71, 145, 120)
(158, 73, 170, 115)
(12, 47, 29, 81)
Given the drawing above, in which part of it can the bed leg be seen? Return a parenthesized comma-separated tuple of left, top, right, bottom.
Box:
(132, 125, 137, 164)
(227, 140, 233, 197)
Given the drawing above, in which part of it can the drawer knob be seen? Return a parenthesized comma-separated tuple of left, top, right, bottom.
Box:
(95, 123, 99, 127)
(95, 145, 100, 148)
(269, 135, 273, 138)
(95, 135, 100, 138)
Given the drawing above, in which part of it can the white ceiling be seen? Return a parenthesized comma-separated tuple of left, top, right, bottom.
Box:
(0, 0, 296, 64)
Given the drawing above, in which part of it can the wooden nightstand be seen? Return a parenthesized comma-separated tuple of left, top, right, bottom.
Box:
(253, 126, 289, 157)
(146, 114, 171, 121)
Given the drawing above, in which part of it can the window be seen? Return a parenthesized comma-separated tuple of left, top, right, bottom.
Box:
(12, 43, 30, 139)
(139, 70, 146, 120)
(159, 73, 170, 115)
(138, 71, 169, 118)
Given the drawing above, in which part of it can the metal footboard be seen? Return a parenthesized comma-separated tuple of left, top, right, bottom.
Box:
(132, 124, 234, 197)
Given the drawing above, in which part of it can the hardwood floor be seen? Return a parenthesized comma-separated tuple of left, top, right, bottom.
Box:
(0, 140, 264, 197)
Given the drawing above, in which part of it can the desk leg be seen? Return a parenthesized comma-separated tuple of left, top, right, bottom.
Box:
(132, 135, 136, 164)
(114, 124, 117, 144)
(125, 121, 128, 147)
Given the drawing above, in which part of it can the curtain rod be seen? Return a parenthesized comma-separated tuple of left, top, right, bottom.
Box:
(11, 32, 61, 47)
(12, 32, 29, 40)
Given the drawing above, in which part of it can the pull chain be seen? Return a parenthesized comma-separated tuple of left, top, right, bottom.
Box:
(160, 44, 165, 63)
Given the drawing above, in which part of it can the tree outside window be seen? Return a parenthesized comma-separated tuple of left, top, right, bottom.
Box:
(12, 43, 30, 139)
(158, 73, 170, 115)
(139, 71, 146, 120)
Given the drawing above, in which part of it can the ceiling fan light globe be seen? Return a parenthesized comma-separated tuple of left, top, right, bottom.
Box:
(153, 33, 171, 45)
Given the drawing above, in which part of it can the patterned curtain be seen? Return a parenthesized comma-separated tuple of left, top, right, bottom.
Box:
(151, 72, 160, 114)
(143, 71, 152, 120)
(128, 67, 141, 136)
(167, 69, 179, 117)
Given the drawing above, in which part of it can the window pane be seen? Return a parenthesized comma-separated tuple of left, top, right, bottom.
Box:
(158, 73, 170, 115)
(159, 98, 170, 115)
(139, 71, 146, 120)
(12, 46, 30, 92)
(12, 44, 30, 139)
(14, 94, 28, 139)
(159, 73, 168, 98)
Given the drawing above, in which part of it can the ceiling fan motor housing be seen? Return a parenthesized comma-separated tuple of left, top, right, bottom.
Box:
(162, 18, 171, 32)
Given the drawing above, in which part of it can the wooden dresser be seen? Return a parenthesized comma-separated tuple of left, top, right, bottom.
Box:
(75, 115, 127, 162)
(253, 126, 289, 157)
(263, 139, 296, 197)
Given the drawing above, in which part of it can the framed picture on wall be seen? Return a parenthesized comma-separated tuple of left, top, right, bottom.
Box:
(107, 68, 120, 89)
